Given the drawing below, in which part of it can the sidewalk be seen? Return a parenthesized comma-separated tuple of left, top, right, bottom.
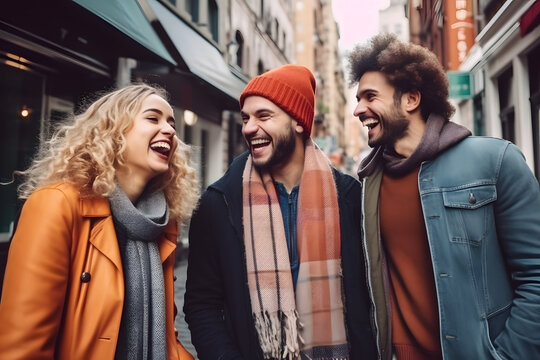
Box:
(174, 257, 197, 358)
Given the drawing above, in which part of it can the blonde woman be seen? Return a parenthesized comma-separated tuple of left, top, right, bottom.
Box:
(0, 84, 198, 359)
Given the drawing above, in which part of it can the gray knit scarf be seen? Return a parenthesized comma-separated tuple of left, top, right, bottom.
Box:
(109, 185, 169, 360)
(358, 114, 472, 178)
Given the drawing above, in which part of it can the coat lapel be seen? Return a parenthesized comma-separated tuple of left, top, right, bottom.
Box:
(80, 196, 123, 271)
(158, 222, 178, 263)
(363, 170, 390, 359)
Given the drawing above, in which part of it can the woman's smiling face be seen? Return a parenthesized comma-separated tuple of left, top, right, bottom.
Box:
(120, 94, 177, 184)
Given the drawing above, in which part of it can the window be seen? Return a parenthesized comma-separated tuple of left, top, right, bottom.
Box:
(481, 0, 506, 26)
(235, 30, 244, 68)
(528, 45, 540, 179)
(208, 0, 218, 42)
(0, 63, 43, 240)
(186, 0, 199, 23)
(266, 17, 272, 35)
(184, 121, 193, 144)
(498, 67, 515, 143)
(228, 115, 247, 164)
(473, 92, 485, 136)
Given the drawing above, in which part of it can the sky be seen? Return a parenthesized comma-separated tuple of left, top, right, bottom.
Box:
(331, 0, 391, 153)
(332, 0, 391, 52)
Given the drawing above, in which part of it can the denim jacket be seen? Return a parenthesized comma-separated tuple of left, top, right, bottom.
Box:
(361, 137, 540, 360)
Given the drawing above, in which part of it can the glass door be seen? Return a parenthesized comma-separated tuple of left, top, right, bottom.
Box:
(0, 63, 44, 241)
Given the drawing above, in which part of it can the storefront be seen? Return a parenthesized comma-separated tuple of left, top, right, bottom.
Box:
(0, 0, 247, 270)
(456, 0, 540, 179)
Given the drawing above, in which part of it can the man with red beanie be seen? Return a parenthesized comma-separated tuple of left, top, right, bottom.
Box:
(184, 64, 377, 360)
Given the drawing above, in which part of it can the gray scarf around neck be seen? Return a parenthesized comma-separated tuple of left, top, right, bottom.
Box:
(358, 113, 472, 178)
(109, 185, 169, 360)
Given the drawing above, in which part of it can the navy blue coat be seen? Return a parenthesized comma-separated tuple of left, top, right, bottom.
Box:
(184, 152, 377, 359)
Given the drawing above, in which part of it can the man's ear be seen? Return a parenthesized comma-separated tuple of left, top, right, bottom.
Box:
(295, 124, 304, 134)
(403, 90, 421, 112)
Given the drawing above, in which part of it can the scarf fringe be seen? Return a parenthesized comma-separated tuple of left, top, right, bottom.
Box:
(254, 310, 300, 360)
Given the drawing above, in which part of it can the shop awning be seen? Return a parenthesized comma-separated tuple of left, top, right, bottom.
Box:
(147, 0, 246, 100)
(73, 0, 176, 65)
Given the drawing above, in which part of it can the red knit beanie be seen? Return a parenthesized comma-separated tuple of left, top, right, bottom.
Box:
(239, 64, 316, 138)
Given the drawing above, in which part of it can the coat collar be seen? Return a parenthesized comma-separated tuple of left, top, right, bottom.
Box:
(80, 195, 111, 217)
(79, 195, 177, 269)
(208, 152, 248, 238)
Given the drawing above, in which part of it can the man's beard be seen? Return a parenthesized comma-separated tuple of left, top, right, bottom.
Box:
(368, 104, 409, 148)
(252, 125, 297, 171)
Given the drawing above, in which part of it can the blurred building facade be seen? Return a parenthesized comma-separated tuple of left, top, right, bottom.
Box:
(380, 0, 410, 42)
(409, 0, 475, 71)
(294, 0, 347, 169)
(409, 0, 540, 180)
(0, 0, 297, 245)
(459, 0, 540, 178)
(1, 0, 179, 242)
(226, 0, 295, 166)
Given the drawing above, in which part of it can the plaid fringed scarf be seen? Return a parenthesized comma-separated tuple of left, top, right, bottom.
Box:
(242, 139, 349, 360)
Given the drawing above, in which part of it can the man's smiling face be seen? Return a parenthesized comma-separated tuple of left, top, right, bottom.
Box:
(241, 96, 298, 170)
(354, 71, 410, 148)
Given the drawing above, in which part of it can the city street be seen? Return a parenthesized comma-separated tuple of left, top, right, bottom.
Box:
(174, 257, 197, 358)
(1, 1, 539, 359)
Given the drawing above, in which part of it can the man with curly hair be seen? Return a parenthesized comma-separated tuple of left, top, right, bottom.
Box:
(348, 33, 540, 360)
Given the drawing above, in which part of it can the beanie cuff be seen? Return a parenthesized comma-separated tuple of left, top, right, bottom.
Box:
(240, 76, 314, 137)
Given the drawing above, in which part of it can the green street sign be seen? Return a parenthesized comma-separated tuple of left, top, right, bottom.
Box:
(447, 71, 471, 99)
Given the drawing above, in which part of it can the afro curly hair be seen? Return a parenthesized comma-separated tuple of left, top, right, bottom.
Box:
(348, 33, 455, 121)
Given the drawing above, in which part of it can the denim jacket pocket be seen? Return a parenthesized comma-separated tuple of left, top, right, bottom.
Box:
(442, 184, 497, 245)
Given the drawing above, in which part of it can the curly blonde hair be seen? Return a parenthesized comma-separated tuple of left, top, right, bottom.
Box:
(17, 83, 199, 222)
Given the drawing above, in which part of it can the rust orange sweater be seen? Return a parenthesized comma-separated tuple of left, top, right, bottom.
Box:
(380, 167, 442, 360)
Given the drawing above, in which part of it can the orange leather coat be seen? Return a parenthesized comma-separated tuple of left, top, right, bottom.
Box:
(0, 183, 193, 359)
